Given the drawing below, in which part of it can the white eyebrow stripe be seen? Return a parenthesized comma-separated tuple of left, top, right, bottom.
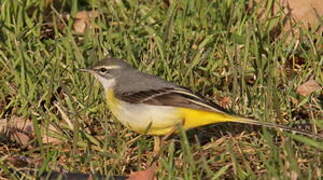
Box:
(96, 65, 121, 70)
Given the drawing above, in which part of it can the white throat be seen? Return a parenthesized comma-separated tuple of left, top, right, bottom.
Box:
(95, 75, 116, 90)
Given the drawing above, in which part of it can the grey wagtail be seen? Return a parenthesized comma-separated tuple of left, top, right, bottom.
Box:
(80, 58, 322, 144)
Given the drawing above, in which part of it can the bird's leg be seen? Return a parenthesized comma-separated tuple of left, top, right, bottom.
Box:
(151, 128, 177, 165)
(153, 136, 161, 155)
(150, 136, 161, 166)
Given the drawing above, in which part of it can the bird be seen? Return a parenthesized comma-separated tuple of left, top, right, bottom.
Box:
(79, 57, 322, 153)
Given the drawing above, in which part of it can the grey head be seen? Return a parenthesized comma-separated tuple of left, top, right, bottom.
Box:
(80, 58, 177, 93)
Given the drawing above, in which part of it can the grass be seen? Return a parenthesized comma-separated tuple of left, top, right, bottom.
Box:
(0, 0, 322, 179)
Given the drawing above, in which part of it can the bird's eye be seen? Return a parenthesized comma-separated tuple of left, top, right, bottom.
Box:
(98, 68, 109, 74)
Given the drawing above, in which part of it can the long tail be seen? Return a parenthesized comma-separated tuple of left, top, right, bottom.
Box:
(228, 116, 323, 139)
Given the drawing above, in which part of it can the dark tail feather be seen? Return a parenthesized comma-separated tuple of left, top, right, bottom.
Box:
(228, 116, 322, 139)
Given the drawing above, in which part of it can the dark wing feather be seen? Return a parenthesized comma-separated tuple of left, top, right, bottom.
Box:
(116, 87, 229, 113)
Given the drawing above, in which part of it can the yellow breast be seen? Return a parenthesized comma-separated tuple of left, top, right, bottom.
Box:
(105, 89, 120, 112)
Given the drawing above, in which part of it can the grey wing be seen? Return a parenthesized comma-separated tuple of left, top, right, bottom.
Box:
(115, 87, 229, 113)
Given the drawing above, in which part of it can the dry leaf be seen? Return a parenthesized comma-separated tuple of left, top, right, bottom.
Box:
(249, 0, 323, 39)
(0, 116, 34, 146)
(12, 131, 32, 146)
(218, 96, 232, 109)
(41, 123, 65, 145)
(0, 116, 65, 146)
(73, 10, 99, 34)
(296, 80, 321, 96)
(128, 166, 156, 180)
(282, 0, 323, 32)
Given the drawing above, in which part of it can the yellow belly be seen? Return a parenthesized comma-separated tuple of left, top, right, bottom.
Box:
(106, 90, 235, 135)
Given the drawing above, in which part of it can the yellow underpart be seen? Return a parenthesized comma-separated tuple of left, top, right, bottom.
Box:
(178, 108, 235, 130)
(105, 89, 240, 136)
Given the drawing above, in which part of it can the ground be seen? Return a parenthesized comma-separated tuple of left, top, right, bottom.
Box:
(0, 0, 322, 179)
